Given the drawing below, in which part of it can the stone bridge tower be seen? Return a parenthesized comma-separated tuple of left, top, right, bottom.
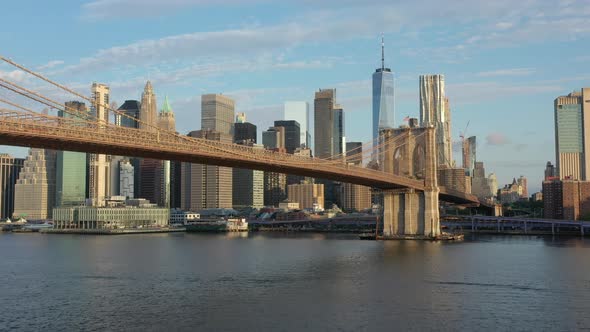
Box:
(380, 126, 440, 238)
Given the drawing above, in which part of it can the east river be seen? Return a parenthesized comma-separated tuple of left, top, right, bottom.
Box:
(1, 232, 590, 331)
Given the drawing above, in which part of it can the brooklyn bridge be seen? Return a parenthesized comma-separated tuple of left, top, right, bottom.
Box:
(0, 56, 481, 239)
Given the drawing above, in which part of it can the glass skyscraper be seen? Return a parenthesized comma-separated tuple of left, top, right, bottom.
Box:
(56, 101, 88, 207)
(372, 38, 395, 143)
(554, 88, 589, 180)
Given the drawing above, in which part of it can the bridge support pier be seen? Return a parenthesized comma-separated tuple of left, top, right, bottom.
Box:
(381, 188, 441, 239)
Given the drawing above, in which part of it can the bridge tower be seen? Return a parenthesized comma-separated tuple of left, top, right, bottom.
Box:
(380, 126, 441, 238)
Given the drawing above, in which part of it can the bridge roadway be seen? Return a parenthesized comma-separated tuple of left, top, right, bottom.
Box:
(0, 110, 479, 204)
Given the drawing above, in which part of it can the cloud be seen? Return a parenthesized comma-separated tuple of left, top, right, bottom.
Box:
(447, 81, 562, 104)
(486, 132, 511, 146)
(81, 0, 268, 20)
(37, 60, 64, 71)
(477, 68, 536, 77)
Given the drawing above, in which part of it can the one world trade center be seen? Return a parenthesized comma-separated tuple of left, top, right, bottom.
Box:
(372, 36, 395, 160)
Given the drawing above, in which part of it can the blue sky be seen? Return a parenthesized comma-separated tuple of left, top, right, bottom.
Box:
(1, 0, 590, 193)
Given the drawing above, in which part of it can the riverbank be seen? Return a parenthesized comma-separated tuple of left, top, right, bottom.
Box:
(40, 228, 185, 235)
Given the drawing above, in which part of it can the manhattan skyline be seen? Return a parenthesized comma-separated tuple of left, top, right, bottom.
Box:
(1, 1, 590, 193)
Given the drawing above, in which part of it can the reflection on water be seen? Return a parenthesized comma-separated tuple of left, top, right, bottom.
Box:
(1, 233, 589, 331)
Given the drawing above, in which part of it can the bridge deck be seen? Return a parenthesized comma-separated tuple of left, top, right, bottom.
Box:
(0, 110, 427, 190)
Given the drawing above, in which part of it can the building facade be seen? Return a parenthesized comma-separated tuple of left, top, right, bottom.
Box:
(0, 154, 24, 219)
(53, 206, 169, 229)
(139, 81, 157, 132)
(116, 100, 140, 128)
(554, 88, 590, 180)
(119, 160, 134, 199)
(201, 94, 235, 135)
(471, 162, 494, 200)
(181, 130, 233, 210)
(13, 148, 56, 220)
(420, 74, 452, 167)
(543, 180, 590, 221)
(262, 126, 285, 150)
(314, 89, 339, 159)
(274, 120, 301, 154)
(287, 183, 325, 210)
(234, 122, 257, 145)
(462, 136, 476, 176)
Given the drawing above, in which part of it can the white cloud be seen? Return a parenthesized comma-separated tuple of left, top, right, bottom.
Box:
(37, 60, 64, 71)
(486, 132, 511, 146)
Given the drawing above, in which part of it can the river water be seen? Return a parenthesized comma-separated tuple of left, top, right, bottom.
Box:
(1, 232, 589, 331)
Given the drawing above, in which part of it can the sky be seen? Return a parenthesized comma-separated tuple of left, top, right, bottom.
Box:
(1, 0, 590, 194)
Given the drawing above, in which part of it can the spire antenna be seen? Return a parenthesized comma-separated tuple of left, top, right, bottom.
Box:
(381, 34, 385, 70)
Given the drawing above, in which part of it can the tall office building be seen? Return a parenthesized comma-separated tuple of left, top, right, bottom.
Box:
(284, 101, 310, 148)
(372, 36, 395, 144)
(0, 154, 24, 219)
(545, 161, 557, 180)
(116, 100, 140, 128)
(420, 74, 452, 166)
(56, 101, 88, 207)
(488, 173, 498, 198)
(181, 130, 233, 210)
(314, 89, 345, 206)
(554, 88, 590, 180)
(88, 83, 111, 207)
(314, 90, 345, 158)
(471, 162, 494, 200)
(274, 120, 300, 154)
(462, 136, 476, 176)
(314, 89, 338, 159)
(13, 148, 56, 220)
(139, 81, 157, 132)
(180, 94, 236, 210)
(202, 94, 235, 135)
(170, 160, 182, 208)
(119, 160, 134, 199)
(333, 107, 345, 157)
(517, 176, 528, 198)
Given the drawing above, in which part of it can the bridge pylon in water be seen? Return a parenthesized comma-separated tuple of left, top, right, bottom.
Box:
(380, 126, 440, 238)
